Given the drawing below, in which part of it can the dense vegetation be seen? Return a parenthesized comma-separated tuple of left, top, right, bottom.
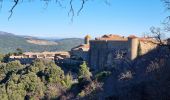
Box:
(0, 59, 71, 99)
(1, 33, 170, 100)
(0, 31, 83, 54)
(0, 55, 102, 100)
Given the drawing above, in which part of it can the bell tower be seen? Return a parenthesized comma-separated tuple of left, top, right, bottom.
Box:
(85, 35, 91, 44)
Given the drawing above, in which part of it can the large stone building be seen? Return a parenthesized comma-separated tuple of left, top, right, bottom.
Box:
(89, 35, 158, 71)
(71, 34, 158, 71)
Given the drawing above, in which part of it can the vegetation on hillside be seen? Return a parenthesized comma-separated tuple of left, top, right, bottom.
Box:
(0, 59, 73, 99)
(0, 45, 170, 100)
(0, 31, 83, 54)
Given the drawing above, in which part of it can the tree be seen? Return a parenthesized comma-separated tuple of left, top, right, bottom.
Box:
(162, 0, 170, 22)
(3, 53, 13, 63)
(62, 72, 73, 89)
(161, 0, 170, 32)
(0, 54, 4, 62)
(145, 0, 170, 44)
(149, 27, 166, 46)
(0, 84, 8, 100)
(16, 48, 23, 55)
(6, 74, 26, 100)
(78, 61, 91, 79)
(5, 60, 23, 73)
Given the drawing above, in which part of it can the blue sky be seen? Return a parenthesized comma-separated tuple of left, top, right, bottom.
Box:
(0, 0, 168, 38)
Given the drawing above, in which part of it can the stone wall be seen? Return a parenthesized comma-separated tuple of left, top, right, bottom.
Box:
(89, 37, 157, 71)
(167, 38, 170, 45)
(70, 50, 89, 61)
(128, 38, 139, 60)
(140, 41, 157, 55)
(89, 40, 132, 71)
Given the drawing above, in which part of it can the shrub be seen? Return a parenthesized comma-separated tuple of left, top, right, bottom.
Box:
(95, 71, 111, 81)
(63, 73, 73, 89)
(78, 91, 85, 98)
(78, 61, 91, 80)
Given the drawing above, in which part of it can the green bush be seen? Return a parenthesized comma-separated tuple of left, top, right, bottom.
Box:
(78, 61, 91, 80)
(0, 54, 4, 62)
(78, 91, 85, 98)
(0, 59, 75, 99)
(95, 71, 111, 81)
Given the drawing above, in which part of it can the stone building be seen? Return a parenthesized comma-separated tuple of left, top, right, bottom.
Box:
(89, 34, 158, 71)
(10, 51, 69, 59)
(9, 51, 70, 64)
(84, 35, 91, 44)
(70, 34, 158, 71)
(70, 35, 90, 61)
(167, 38, 170, 45)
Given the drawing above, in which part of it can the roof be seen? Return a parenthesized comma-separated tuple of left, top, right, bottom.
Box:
(94, 34, 159, 43)
(95, 34, 127, 41)
(71, 44, 89, 51)
(128, 35, 138, 39)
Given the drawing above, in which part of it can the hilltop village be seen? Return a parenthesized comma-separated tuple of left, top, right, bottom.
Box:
(2, 34, 170, 100)
(9, 34, 164, 71)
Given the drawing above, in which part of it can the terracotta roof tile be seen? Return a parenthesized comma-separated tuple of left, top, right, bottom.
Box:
(71, 44, 89, 51)
(96, 34, 127, 41)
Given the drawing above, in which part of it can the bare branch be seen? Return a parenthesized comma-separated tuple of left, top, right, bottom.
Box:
(162, 0, 170, 10)
(68, 0, 74, 21)
(0, 0, 3, 11)
(77, 0, 88, 16)
(104, 0, 111, 6)
(0, 0, 110, 20)
(8, 0, 19, 20)
(150, 27, 165, 45)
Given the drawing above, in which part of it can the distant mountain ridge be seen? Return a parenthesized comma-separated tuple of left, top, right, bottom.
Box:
(0, 31, 14, 35)
(0, 31, 83, 54)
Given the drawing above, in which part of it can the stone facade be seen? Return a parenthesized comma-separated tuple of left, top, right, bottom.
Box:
(70, 44, 89, 61)
(167, 38, 170, 45)
(10, 51, 69, 59)
(88, 35, 158, 71)
(9, 51, 70, 64)
(70, 35, 90, 61)
(84, 35, 91, 44)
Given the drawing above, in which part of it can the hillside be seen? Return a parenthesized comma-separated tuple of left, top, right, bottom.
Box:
(25, 38, 58, 45)
(0, 31, 84, 54)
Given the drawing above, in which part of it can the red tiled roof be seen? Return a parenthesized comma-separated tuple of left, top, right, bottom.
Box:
(71, 44, 89, 51)
(96, 34, 127, 41)
(128, 35, 137, 38)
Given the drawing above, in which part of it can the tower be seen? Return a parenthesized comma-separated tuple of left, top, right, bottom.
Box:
(128, 36, 139, 60)
(85, 35, 91, 44)
(167, 38, 170, 45)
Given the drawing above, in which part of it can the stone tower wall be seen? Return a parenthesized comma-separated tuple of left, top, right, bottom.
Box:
(89, 37, 157, 71)
(168, 38, 170, 45)
(128, 38, 139, 60)
(85, 36, 90, 44)
(89, 40, 129, 71)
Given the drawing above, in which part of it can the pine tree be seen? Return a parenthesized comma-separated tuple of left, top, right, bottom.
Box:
(78, 61, 91, 79)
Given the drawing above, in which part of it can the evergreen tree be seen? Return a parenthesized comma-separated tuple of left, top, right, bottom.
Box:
(78, 61, 91, 79)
